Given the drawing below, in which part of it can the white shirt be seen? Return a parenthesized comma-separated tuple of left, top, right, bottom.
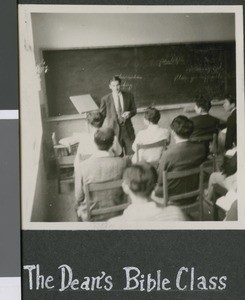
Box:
(132, 124, 170, 163)
(109, 201, 186, 222)
(112, 92, 124, 114)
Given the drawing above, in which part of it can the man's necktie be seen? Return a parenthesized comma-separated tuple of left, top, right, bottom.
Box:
(117, 95, 124, 124)
(117, 94, 123, 117)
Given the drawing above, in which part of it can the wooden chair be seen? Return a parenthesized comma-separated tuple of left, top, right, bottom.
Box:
(135, 139, 167, 165)
(84, 179, 129, 221)
(190, 133, 218, 172)
(52, 132, 75, 193)
(162, 165, 204, 220)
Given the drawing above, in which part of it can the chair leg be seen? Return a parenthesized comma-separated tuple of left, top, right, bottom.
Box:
(199, 201, 203, 221)
(213, 205, 219, 221)
(57, 166, 61, 194)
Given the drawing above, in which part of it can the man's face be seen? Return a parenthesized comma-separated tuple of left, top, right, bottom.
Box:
(109, 80, 121, 94)
(194, 104, 202, 115)
(223, 99, 234, 112)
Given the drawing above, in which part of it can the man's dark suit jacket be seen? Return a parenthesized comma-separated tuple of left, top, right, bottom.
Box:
(155, 141, 206, 205)
(190, 114, 220, 139)
(100, 91, 136, 141)
(225, 109, 236, 150)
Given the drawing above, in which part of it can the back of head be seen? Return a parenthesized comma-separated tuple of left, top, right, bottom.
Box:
(171, 115, 194, 139)
(87, 111, 104, 128)
(123, 163, 158, 198)
(144, 107, 161, 124)
(195, 96, 211, 113)
(94, 127, 115, 151)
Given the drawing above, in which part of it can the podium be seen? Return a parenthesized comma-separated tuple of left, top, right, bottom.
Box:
(70, 94, 99, 132)
(70, 94, 98, 114)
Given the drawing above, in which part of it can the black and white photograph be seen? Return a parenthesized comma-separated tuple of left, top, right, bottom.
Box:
(18, 5, 245, 229)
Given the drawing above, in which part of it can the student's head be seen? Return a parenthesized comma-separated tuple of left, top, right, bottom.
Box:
(94, 127, 115, 151)
(194, 96, 211, 114)
(223, 94, 236, 112)
(109, 76, 121, 94)
(122, 163, 158, 198)
(87, 111, 104, 129)
(170, 115, 194, 139)
(144, 107, 161, 125)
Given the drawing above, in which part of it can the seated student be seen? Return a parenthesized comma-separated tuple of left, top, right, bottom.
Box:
(154, 115, 207, 205)
(75, 127, 129, 221)
(214, 175, 237, 220)
(190, 96, 220, 139)
(224, 200, 238, 221)
(109, 163, 187, 222)
(74, 111, 122, 170)
(223, 94, 236, 151)
(132, 107, 170, 164)
(205, 145, 237, 202)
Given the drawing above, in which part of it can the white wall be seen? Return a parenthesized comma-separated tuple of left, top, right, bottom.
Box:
(32, 13, 235, 50)
(19, 9, 48, 225)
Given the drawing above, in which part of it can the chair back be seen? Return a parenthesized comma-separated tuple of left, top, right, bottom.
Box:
(136, 139, 167, 163)
(51, 132, 58, 146)
(190, 133, 218, 171)
(51, 132, 75, 193)
(163, 165, 204, 220)
(84, 179, 129, 221)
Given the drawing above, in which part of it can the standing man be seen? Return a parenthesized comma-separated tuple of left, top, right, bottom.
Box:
(100, 76, 136, 155)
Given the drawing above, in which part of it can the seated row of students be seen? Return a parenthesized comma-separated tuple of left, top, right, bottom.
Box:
(74, 94, 237, 221)
(74, 116, 206, 221)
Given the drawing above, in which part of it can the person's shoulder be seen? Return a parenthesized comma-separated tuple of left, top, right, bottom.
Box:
(208, 114, 220, 122)
(158, 127, 169, 135)
(102, 93, 112, 101)
(188, 140, 206, 152)
(231, 109, 236, 119)
(189, 115, 198, 121)
(136, 128, 147, 138)
(122, 91, 134, 98)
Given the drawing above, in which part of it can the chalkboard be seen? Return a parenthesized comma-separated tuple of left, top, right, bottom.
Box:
(43, 42, 236, 117)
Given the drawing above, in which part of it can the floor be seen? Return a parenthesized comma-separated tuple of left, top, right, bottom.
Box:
(45, 179, 78, 222)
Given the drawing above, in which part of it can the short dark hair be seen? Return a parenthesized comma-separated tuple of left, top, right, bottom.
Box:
(171, 115, 194, 139)
(225, 93, 236, 106)
(94, 127, 115, 151)
(195, 96, 211, 112)
(109, 76, 121, 84)
(87, 111, 104, 128)
(144, 107, 161, 124)
(123, 163, 158, 197)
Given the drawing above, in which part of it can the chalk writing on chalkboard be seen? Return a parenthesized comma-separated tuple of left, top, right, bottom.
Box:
(43, 42, 235, 117)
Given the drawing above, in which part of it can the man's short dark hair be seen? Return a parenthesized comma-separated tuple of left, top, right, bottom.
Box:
(225, 93, 236, 106)
(94, 127, 115, 151)
(171, 115, 194, 139)
(109, 76, 121, 84)
(123, 163, 158, 197)
(144, 107, 161, 124)
(195, 96, 211, 112)
(87, 111, 104, 128)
